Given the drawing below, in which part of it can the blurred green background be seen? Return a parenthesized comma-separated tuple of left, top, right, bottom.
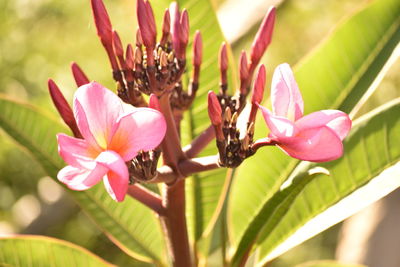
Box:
(0, 0, 398, 266)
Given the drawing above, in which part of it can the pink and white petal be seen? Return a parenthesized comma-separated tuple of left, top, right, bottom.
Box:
(278, 126, 343, 162)
(108, 108, 167, 161)
(57, 133, 99, 169)
(258, 104, 298, 139)
(271, 63, 303, 121)
(103, 171, 128, 202)
(73, 82, 123, 149)
(57, 164, 107, 191)
(95, 150, 129, 201)
(295, 110, 352, 140)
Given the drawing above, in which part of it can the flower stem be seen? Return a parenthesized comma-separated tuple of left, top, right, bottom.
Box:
(127, 184, 165, 215)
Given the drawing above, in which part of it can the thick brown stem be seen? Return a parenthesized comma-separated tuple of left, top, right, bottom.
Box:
(161, 180, 192, 267)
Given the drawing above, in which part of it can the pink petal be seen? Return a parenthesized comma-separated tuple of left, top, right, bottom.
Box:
(74, 82, 123, 150)
(108, 108, 166, 161)
(258, 104, 298, 139)
(295, 110, 352, 140)
(271, 63, 303, 121)
(57, 164, 107, 191)
(57, 133, 99, 169)
(95, 150, 129, 202)
(278, 126, 343, 162)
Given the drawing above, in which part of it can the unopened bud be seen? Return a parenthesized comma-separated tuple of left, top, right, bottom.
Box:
(219, 43, 228, 72)
(91, 0, 113, 46)
(251, 64, 266, 104)
(193, 31, 202, 67)
(162, 9, 170, 35)
(137, 0, 156, 48)
(71, 62, 89, 87)
(180, 9, 189, 46)
(170, 2, 185, 59)
(149, 94, 161, 111)
(207, 91, 222, 125)
(112, 30, 124, 57)
(239, 51, 248, 81)
(126, 44, 134, 69)
(48, 79, 81, 138)
(134, 46, 142, 64)
(250, 7, 276, 66)
(136, 28, 143, 47)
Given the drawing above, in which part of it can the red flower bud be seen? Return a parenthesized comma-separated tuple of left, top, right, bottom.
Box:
(162, 9, 171, 35)
(239, 50, 248, 82)
(251, 64, 266, 104)
(192, 31, 202, 67)
(137, 0, 156, 48)
(91, 0, 113, 46)
(207, 91, 222, 125)
(48, 79, 81, 138)
(219, 42, 228, 72)
(125, 44, 134, 69)
(71, 62, 89, 87)
(112, 30, 124, 57)
(250, 6, 276, 66)
(180, 9, 189, 46)
(170, 2, 183, 59)
(149, 94, 161, 111)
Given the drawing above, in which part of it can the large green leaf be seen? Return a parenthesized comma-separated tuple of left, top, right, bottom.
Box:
(0, 235, 114, 267)
(254, 99, 400, 265)
(228, 0, 400, 257)
(294, 261, 366, 267)
(152, 0, 236, 244)
(0, 95, 166, 265)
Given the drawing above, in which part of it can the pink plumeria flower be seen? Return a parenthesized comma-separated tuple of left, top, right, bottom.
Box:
(258, 63, 352, 162)
(57, 82, 166, 201)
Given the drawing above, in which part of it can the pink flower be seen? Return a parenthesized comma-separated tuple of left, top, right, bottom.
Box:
(57, 82, 166, 201)
(258, 63, 352, 162)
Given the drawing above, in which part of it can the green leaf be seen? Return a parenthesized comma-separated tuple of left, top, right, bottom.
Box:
(254, 98, 400, 265)
(0, 235, 114, 267)
(0, 95, 166, 265)
(294, 260, 366, 267)
(228, 0, 400, 258)
(152, 0, 236, 244)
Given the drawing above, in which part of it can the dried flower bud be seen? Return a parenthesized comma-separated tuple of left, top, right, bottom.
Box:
(160, 51, 168, 68)
(137, 0, 156, 48)
(149, 94, 161, 111)
(91, 0, 113, 46)
(251, 64, 266, 104)
(223, 106, 231, 123)
(48, 79, 81, 138)
(112, 30, 124, 57)
(250, 6, 276, 66)
(126, 44, 134, 69)
(193, 31, 202, 67)
(239, 50, 248, 81)
(71, 62, 90, 87)
(207, 91, 222, 125)
(219, 43, 228, 72)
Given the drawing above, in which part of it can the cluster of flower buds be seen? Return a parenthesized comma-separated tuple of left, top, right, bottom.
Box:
(90, 0, 203, 111)
(206, 7, 276, 168)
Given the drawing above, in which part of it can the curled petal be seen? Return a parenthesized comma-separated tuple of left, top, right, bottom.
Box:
(296, 110, 352, 140)
(258, 104, 297, 139)
(109, 108, 166, 161)
(57, 164, 107, 191)
(57, 133, 98, 169)
(271, 63, 303, 121)
(278, 126, 343, 162)
(74, 82, 123, 150)
(96, 150, 129, 202)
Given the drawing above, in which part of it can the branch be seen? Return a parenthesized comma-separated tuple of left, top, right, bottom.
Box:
(127, 184, 165, 215)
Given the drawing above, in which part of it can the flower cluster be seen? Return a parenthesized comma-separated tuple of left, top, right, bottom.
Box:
(49, 0, 351, 202)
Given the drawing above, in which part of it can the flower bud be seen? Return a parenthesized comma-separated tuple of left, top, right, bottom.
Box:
(251, 64, 266, 104)
(48, 79, 81, 138)
(207, 91, 222, 125)
(249, 7, 276, 66)
(192, 31, 202, 67)
(71, 62, 89, 87)
(91, 0, 113, 46)
(149, 94, 161, 111)
(112, 30, 124, 57)
(125, 44, 134, 69)
(239, 50, 248, 82)
(219, 43, 228, 72)
(137, 0, 156, 48)
(180, 9, 189, 46)
(162, 9, 171, 35)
